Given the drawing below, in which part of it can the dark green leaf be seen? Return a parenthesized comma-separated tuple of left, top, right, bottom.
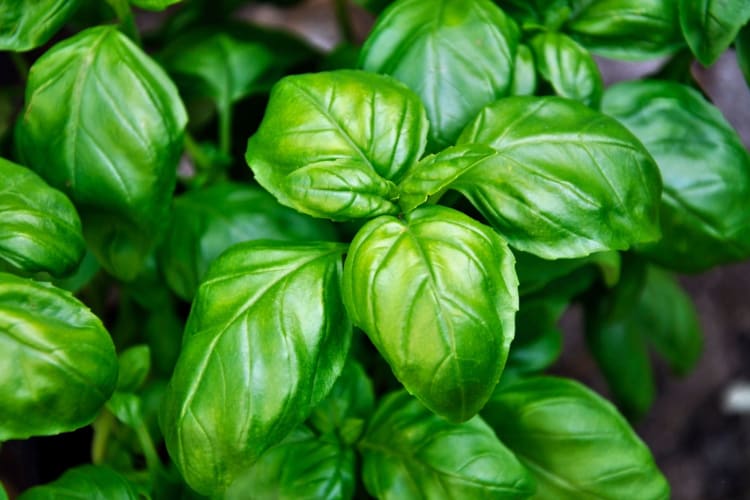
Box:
(529, 31, 603, 107)
(161, 241, 351, 495)
(18, 465, 140, 500)
(566, 0, 683, 60)
(245, 70, 427, 219)
(483, 376, 670, 499)
(16, 26, 187, 281)
(737, 24, 750, 87)
(602, 80, 750, 272)
(131, 0, 182, 11)
(0, 157, 85, 277)
(402, 101, 662, 259)
(159, 182, 337, 301)
(515, 250, 620, 295)
(106, 392, 143, 428)
(0, 0, 83, 51)
(309, 359, 374, 445)
(511, 44, 537, 96)
(53, 250, 99, 293)
(342, 205, 518, 422)
(116, 344, 150, 392)
(360, 0, 519, 148)
(225, 427, 355, 500)
(360, 390, 535, 499)
(679, 0, 750, 66)
(0, 273, 118, 440)
(507, 296, 566, 374)
(144, 302, 183, 378)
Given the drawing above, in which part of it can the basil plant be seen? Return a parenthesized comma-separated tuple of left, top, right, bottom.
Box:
(2, 0, 749, 498)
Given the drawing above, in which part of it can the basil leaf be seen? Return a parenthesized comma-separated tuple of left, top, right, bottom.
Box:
(131, 0, 182, 11)
(225, 426, 355, 500)
(566, 0, 683, 60)
(0, 273, 118, 440)
(245, 70, 427, 219)
(360, 0, 519, 148)
(360, 390, 535, 499)
(106, 391, 143, 429)
(507, 296, 566, 374)
(161, 241, 351, 495)
(737, 24, 750, 87)
(602, 80, 750, 272)
(483, 376, 670, 500)
(511, 44, 537, 96)
(515, 250, 621, 295)
(0, 482, 6, 500)
(529, 31, 603, 107)
(159, 182, 337, 301)
(0, 0, 82, 51)
(16, 26, 187, 281)
(309, 359, 375, 445)
(403, 100, 662, 259)
(116, 344, 150, 392)
(18, 465, 140, 500)
(0, 157, 85, 277)
(679, 0, 750, 66)
(342, 205, 518, 422)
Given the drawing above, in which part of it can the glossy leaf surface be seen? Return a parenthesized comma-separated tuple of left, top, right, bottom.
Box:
(511, 44, 537, 96)
(602, 80, 750, 272)
(0, 273, 118, 440)
(342, 205, 518, 422)
(360, 0, 519, 148)
(483, 377, 670, 500)
(529, 31, 602, 107)
(0, 157, 84, 277)
(0, 0, 82, 51)
(159, 182, 337, 300)
(18, 465, 140, 500)
(16, 26, 187, 281)
(225, 427, 355, 500)
(679, 0, 750, 66)
(115, 345, 150, 392)
(245, 70, 427, 219)
(566, 0, 683, 60)
(161, 241, 351, 495)
(401, 100, 662, 259)
(360, 390, 535, 499)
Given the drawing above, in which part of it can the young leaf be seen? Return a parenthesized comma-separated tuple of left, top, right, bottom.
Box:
(16, 26, 187, 282)
(565, 0, 683, 60)
(402, 99, 662, 259)
(18, 465, 140, 500)
(359, 0, 519, 148)
(0, 157, 85, 277)
(161, 241, 351, 495)
(679, 0, 750, 66)
(225, 427, 355, 500)
(602, 80, 750, 272)
(483, 377, 670, 500)
(511, 44, 537, 96)
(342, 205, 518, 422)
(245, 70, 427, 219)
(159, 182, 337, 301)
(0, 273, 118, 441)
(360, 391, 535, 499)
(529, 31, 603, 107)
(0, 0, 83, 51)
(116, 344, 151, 393)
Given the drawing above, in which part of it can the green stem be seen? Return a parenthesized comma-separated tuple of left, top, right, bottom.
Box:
(10, 52, 28, 81)
(335, 0, 355, 44)
(135, 420, 162, 475)
(91, 411, 115, 464)
(107, 0, 141, 45)
(184, 133, 213, 170)
(218, 103, 232, 155)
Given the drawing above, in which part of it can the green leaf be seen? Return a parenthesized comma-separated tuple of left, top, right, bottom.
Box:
(360, 390, 535, 499)
(106, 391, 143, 428)
(529, 31, 603, 107)
(18, 465, 140, 500)
(737, 24, 750, 87)
(483, 376, 670, 500)
(245, 70, 427, 220)
(116, 344, 150, 392)
(16, 26, 187, 281)
(511, 44, 537, 96)
(359, 0, 519, 148)
(0, 482, 6, 500)
(161, 241, 351, 495)
(0, 157, 85, 277)
(0, 0, 83, 51)
(225, 426, 355, 500)
(342, 205, 518, 422)
(515, 250, 621, 295)
(602, 80, 750, 272)
(566, 0, 683, 60)
(131, 0, 182, 11)
(679, 0, 750, 66)
(309, 359, 375, 445)
(0, 272, 118, 441)
(402, 101, 662, 259)
(159, 182, 337, 301)
(507, 296, 566, 374)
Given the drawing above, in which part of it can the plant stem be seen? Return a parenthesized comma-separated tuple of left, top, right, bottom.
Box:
(218, 103, 232, 156)
(91, 411, 115, 464)
(135, 420, 162, 475)
(10, 53, 28, 81)
(335, 0, 355, 44)
(107, 0, 141, 45)
(184, 133, 212, 170)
